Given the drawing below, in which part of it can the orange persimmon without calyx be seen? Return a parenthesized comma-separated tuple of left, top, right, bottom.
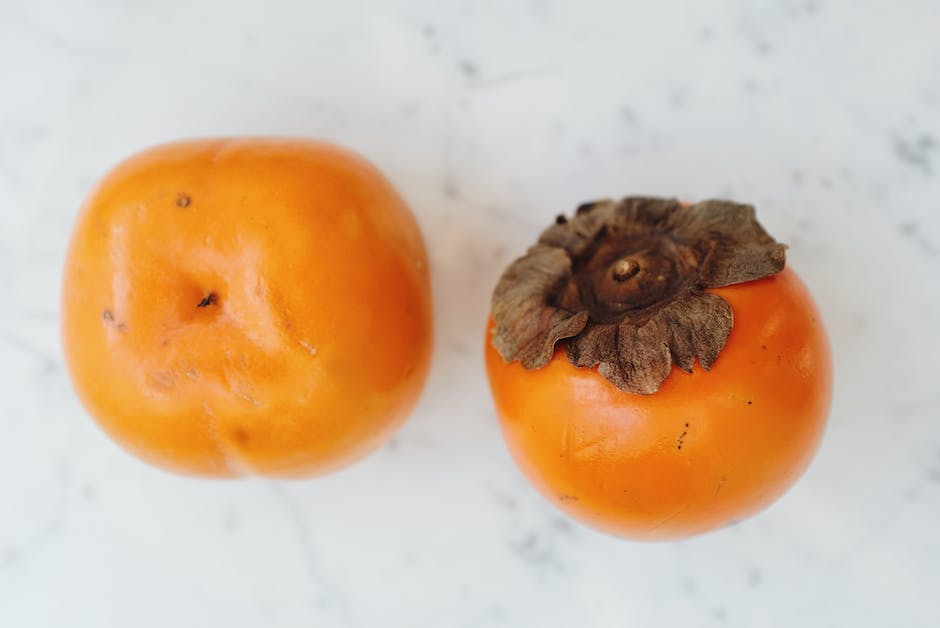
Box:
(485, 197, 832, 540)
(62, 138, 432, 478)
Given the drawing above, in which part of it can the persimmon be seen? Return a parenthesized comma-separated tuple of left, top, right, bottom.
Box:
(62, 138, 432, 478)
(485, 198, 831, 540)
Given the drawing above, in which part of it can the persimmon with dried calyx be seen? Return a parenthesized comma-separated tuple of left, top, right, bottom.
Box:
(485, 197, 831, 540)
(62, 138, 432, 478)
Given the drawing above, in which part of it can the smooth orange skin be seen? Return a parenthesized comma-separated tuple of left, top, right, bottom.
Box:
(62, 138, 432, 478)
(485, 268, 832, 540)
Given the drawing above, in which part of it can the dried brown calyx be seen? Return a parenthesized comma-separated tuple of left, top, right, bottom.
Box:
(491, 197, 786, 394)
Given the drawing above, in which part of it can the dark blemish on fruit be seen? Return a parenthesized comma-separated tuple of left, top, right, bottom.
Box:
(558, 493, 579, 502)
(103, 309, 128, 332)
(747, 400, 753, 405)
(677, 423, 689, 450)
(176, 194, 191, 208)
(231, 427, 250, 445)
(197, 292, 218, 308)
(761, 344, 767, 350)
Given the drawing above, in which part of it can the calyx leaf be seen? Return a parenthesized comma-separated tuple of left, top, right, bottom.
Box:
(491, 197, 786, 394)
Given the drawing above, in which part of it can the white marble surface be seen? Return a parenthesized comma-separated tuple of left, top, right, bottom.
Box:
(2, 0, 939, 626)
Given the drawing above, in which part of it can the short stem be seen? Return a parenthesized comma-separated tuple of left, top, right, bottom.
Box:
(611, 258, 640, 282)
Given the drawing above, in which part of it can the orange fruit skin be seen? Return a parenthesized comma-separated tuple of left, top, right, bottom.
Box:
(62, 138, 432, 478)
(485, 268, 832, 540)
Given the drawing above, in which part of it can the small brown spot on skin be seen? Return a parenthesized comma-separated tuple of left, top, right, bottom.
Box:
(558, 494, 579, 502)
(231, 427, 250, 445)
(747, 400, 753, 405)
(197, 293, 218, 308)
(176, 194, 191, 208)
(677, 423, 689, 450)
(103, 309, 127, 331)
